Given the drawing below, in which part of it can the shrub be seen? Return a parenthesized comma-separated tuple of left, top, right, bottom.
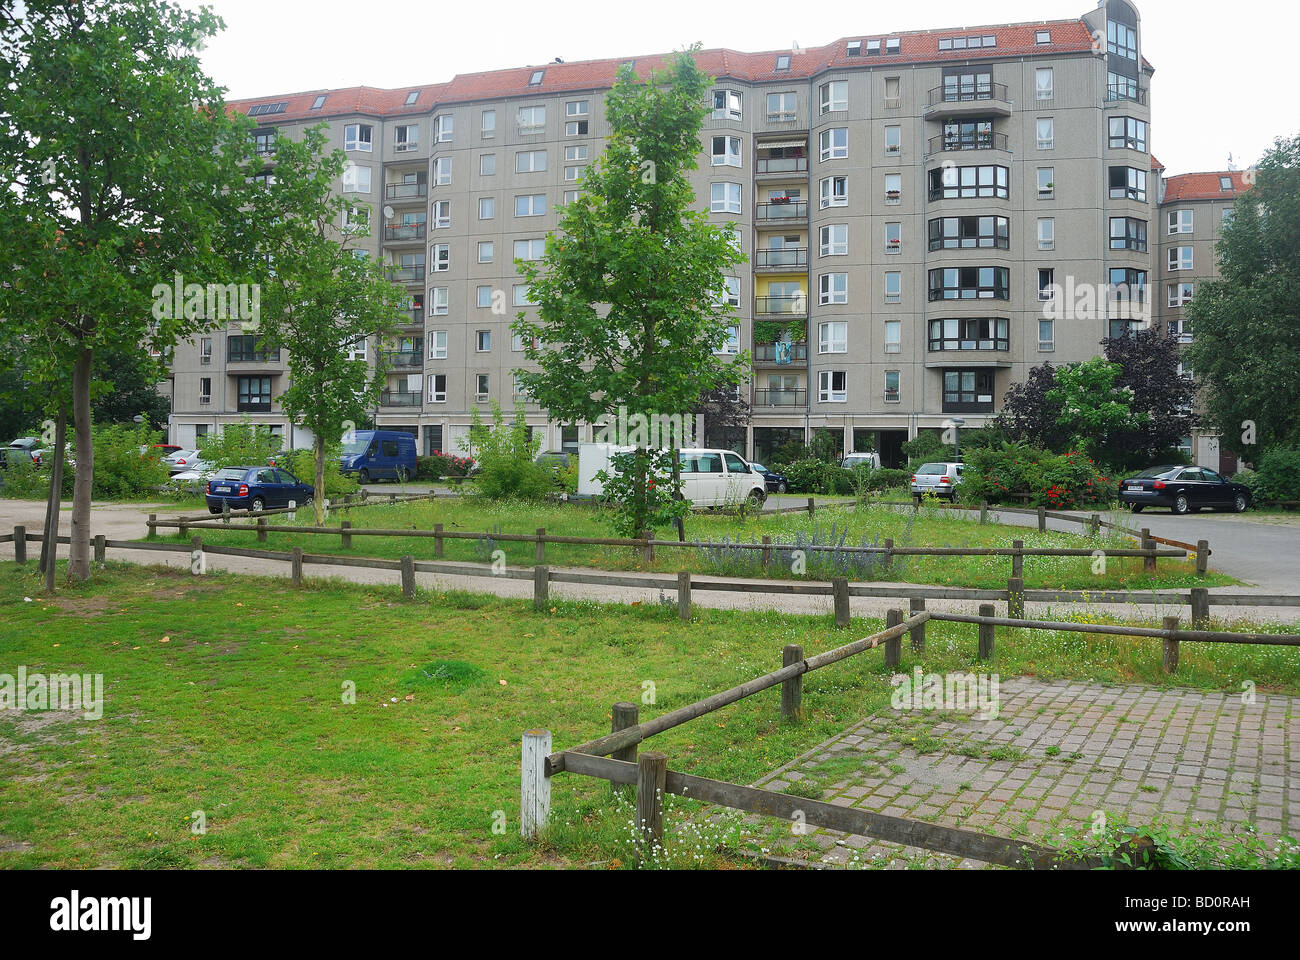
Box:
(781, 458, 851, 495)
(89, 420, 170, 498)
(273, 444, 361, 498)
(1250, 448, 1300, 504)
(595, 446, 690, 538)
(0, 457, 69, 499)
(461, 401, 551, 500)
(958, 442, 1114, 508)
(197, 418, 283, 470)
(417, 452, 476, 482)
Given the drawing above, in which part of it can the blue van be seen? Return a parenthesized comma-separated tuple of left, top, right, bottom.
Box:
(339, 430, 417, 483)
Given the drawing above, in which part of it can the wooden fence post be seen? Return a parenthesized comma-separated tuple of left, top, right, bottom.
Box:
(222, 500, 230, 524)
(190, 536, 203, 576)
(807, 496, 815, 518)
(535, 528, 546, 565)
(1141, 529, 1157, 573)
(781, 644, 803, 721)
(677, 571, 691, 621)
(433, 523, 444, 558)
(1036, 506, 1046, 532)
(341, 520, 352, 549)
(761, 535, 772, 568)
(13, 526, 25, 564)
(636, 752, 668, 856)
(533, 565, 549, 611)
(641, 530, 654, 564)
(882, 538, 894, 576)
(146, 515, 156, 540)
(909, 597, 927, 652)
(979, 501, 988, 524)
(1007, 577, 1025, 620)
(611, 703, 639, 796)
(1011, 540, 1024, 578)
(1089, 513, 1100, 537)
(832, 577, 850, 628)
(178, 519, 188, 539)
(884, 609, 903, 669)
(257, 516, 267, 542)
(93, 534, 105, 564)
(1196, 539, 1209, 576)
(400, 555, 415, 598)
(978, 603, 995, 661)
(1190, 588, 1209, 630)
(1162, 615, 1180, 674)
(291, 547, 303, 587)
(520, 729, 552, 839)
(674, 515, 686, 543)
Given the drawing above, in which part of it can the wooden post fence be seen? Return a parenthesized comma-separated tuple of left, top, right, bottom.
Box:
(978, 603, 995, 660)
(533, 565, 549, 611)
(521, 729, 551, 838)
(979, 501, 988, 524)
(1011, 540, 1024, 578)
(1196, 539, 1209, 576)
(677, 571, 691, 621)
(884, 609, 903, 668)
(832, 578, 850, 628)
(1037, 506, 1046, 532)
(909, 597, 927, 652)
(93, 534, 105, 564)
(291, 547, 303, 587)
(781, 644, 803, 721)
(761, 535, 772, 568)
(1142, 529, 1157, 573)
(535, 528, 546, 565)
(882, 538, 894, 575)
(13, 526, 25, 565)
(257, 517, 267, 542)
(146, 515, 156, 540)
(1007, 577, 1025, 620)
(1190, 587, 1209, 629)
(1162, 615, 1180, 674)
(807, 497, 815, 518)
(341, 520, 352, 549)
(636, 752, 668, 855)
(400, 555, 415, 598)
(433, 523, 444, 558)
(611, 703, 639, 797)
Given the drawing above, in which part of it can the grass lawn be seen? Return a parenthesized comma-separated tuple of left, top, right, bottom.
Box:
(146, 498, 1231, 592)
(0, 560, 1292, 869)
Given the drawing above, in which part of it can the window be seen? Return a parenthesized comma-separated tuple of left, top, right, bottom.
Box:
(228, 335, 276, 363)
(711, 135, 741, 167)
(434, 156, 452, 185)
(884, 77, 900, 108)
(884, 221, 901, 252)
(820, 80, 848, 114)
(1220, 176, 1233, 191)
(1037, 217, 1055, 250)
(885, 38, 900, 54)
(477, 241, 493, 263)
(942, 119, 994, 150)
(513, 284, 536, 306)
(866, 40, 881, 55)
(884, 125, 900, 154)
(477, 196, 495, 220)
(1035, 68, 1053, 100)
(928, 215, 1010, 250)
(509, 239, 543, 264)
(766, 92, 797, 121)
(1035, 30, 1051, 44)
(252, 127, 276, 156)
(475, 330, 491, 352)
(341, 202, 369, 233)
(428, 331, 447, 359)
(710, 182, 742, 214)
(563, 190, 580, 205)
(1038, 319, 1054, 351)
(884, 272, 901, 304)
(1037, 167, 1054, 199)
(1109, 267, 1148, 303)
(529, 69, 544, 85)
(432, 243, 450, 271)
(884, 320, 900, 353)
(565, 119, 589, 136)
(516, 194, 546, 216)
(200, 338, 212, 364)
(1168, 282, 1194, 307)
(719, 325, 740, 354)
(884, 370, 900, 403)
(943, 370, 994, 408)
(819, 128, 848, 161)
(430, 287, 449, 315)
(1038, 268, 1055, 301)
(1108, 116, 1147, 151)
(432, 199, 450, 228)
(1222, 207, 1235, 226)
(928, 317, 1009, 352)
(1107, 20, 1137, 60)
(721, 276, 741, 308)
(819, 176, 847, 208)
(562, 145, 589, 164)
(818, 273, 847, 305)
(428, 374, 447, 402)
(941, 70, 992, 102)
(344, 124, 372, 152)
(818, 321, 847, 354)
(476, 374, 490, 398)
(1107, 72, 1139, 102)
(1108, 165, 1147, 201)
(1109, 217, 1147, 251)
(820, 224, 847, 256)
(1168, 210, 1193, 234)
(236, 376, 272, 412)
(818, 370, 847, 403)
(516, 150, 547, 173)
(434, 115, 453, 143)
(884, 173, 901, 204)
(847, 40, 862, 57)
(928, 164, 1009, 200)
(1036, 117, 1054, 150)
(394, 124, 419, 152)
(518, 105, 545, 133)
(405, 91, 420, 106)
(775, 54, 791, 71)
(1168, 246, 1193, 271)
(928, 266, 1010, 300)
(476, 286, 493, 308)
(566, 100, 589, 118)
(481, 110, 496, 137)
(311, 94, 327, 110)
(342, 164, 371, 194)
(713, 89, 742, 120)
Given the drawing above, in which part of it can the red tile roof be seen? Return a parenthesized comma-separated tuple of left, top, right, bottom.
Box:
(1162, 171, 1252, 203)
(229, 19, 1104, 123)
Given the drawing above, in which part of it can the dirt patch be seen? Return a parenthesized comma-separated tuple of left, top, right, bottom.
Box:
(39, 595, 116, 617)
(0, 836, 33, 854)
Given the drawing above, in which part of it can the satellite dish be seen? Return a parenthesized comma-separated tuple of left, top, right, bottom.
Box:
(383, 205, 394, 219)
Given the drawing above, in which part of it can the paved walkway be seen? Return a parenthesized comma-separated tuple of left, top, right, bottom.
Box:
(736, 678, 1299, 869)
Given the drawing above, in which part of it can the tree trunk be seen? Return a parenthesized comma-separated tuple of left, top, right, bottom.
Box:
(314, 436, 326, 526)
(42, 412, 68, 592)
(68, 348, 94, 582)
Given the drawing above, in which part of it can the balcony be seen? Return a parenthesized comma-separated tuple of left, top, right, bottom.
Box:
(924, 83, 1012, 119)
(928, 131, 1009, 154)
(754, 247, 808, 271)
(388, 265, 425, 284)
(755, 295, 808, 317)
(756, 200, 808, 224)
(394, 140, 421, 153)
(380, 390, 422, 408)
(753, 342, 808, 365)
(384, 222, 426, 243)
(385, 182, 427, 201)
(753, 388, 807, 407)
(397, 308, 424, 326)
(756, 156, 808, 176)
(383, 351, 422, 369)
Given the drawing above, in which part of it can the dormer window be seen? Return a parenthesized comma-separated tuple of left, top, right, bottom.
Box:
(404, 91, 419, 106)
(1035, 30, 1051, 44)
(1220, 176, 1233, 191)
(866, 39, 881, 55)
(529, 69, 544, 86)
(847, 40, 862, 57)
(775, 54, 791, 71)
(310, 94, 327, 110)
(885, 38, 900, 54)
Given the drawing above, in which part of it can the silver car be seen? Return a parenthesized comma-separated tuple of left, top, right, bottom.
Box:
(910, 461, 964, 500)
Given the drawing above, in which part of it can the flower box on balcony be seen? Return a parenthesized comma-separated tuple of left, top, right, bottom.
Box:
(770, 195, 791, 205)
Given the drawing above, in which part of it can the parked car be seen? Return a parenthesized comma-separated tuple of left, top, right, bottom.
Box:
(205, 466, 314, 513)
(152, 443, 183, 457)
(750, 462, 789, 494)
(338, 430, 417, 483)
(1119, 465, 1249, 515)
(577, 444, 766, 507)
(841, 452, 881, 472)
(169, 459, 217, 489)
(7, 437, 43, 466)
(911, 462, 965, 501)
(164, 448, 202, 476)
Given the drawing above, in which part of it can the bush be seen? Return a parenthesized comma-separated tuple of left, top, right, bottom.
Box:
(416, 452, 475, 482)
(461, 402, 551, 500)
(197, 419, 283, 470)
(273, 445, 361, 498)
(89, 421, 170, 498)
(957, 442, 1114, 508)
(1249, 448, 1300, 504)
(781, 458, 852, 495)
(0, 457, 69, 499)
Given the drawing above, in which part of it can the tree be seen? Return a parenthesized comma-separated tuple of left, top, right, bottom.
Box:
(1046, 357, 1147, 453)
(245, 125, 406, 524)
(696, 387, 749, 453)
(996, 363, 1069, 451)
(1186, 132, 1300, 457)
(0, 0, 259, 581)
(1099, 328, 1197, 465)
(513, 47, 747, 535)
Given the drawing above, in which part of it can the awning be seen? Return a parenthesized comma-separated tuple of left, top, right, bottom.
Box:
(758, 139, 807, 149)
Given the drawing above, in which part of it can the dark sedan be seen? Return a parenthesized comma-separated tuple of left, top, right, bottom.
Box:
(1119, 465, 1249, 515)
(751, 462, 789, 494)
(205, 466, 315, 514)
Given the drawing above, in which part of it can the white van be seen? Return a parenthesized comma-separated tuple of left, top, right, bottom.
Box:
(578, 444, 767, 507)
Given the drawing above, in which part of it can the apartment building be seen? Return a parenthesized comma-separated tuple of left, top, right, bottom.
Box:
(166, 0, 1157, 469)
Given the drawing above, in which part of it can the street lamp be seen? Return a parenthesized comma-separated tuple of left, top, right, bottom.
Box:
(950, 417, 965, 459)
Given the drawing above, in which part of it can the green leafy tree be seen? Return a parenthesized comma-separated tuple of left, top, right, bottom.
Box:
(513, 47, 747, 535)
(245, 125, 406, 523)
(0, 0, 259, 581)
(460, 401, 552, 500)
(1045, 357, 1147, 454)
(1186, 132, 1300, 458)
(196, 418, 284, 470)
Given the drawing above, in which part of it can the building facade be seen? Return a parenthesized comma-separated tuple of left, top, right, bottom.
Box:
(166, 0, 1160, 469)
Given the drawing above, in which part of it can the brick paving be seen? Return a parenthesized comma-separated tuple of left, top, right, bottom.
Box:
(735, 678, 1299, 868)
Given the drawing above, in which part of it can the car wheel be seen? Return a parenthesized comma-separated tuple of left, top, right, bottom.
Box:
(396, 467, 409, 483)
(1128, 503, 1144, 513)
(1233, 493, 1248, 513)
(358, 469, 370, 484)
(777, 481, 787, 494)
(1172, 494, 1190, 515)
(208, 506, 221, 515)
(251, 497, 265, 513)
(303, 495, 314, 507)
(748, 489, 766, 507)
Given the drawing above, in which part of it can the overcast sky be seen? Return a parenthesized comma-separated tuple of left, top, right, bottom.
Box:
(186, 0, 1294, 176)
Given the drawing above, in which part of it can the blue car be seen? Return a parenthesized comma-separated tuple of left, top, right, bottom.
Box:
(205, 466, 315, 514)
(750, 462, 789, 494)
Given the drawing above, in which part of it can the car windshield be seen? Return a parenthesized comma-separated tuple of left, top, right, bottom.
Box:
(214, 468, 246, 480)
(1133, 466, 1179, 479)
(341, 438, 369, 456)
(751, 463, 767, 472)
(916, 463, 948, 475)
